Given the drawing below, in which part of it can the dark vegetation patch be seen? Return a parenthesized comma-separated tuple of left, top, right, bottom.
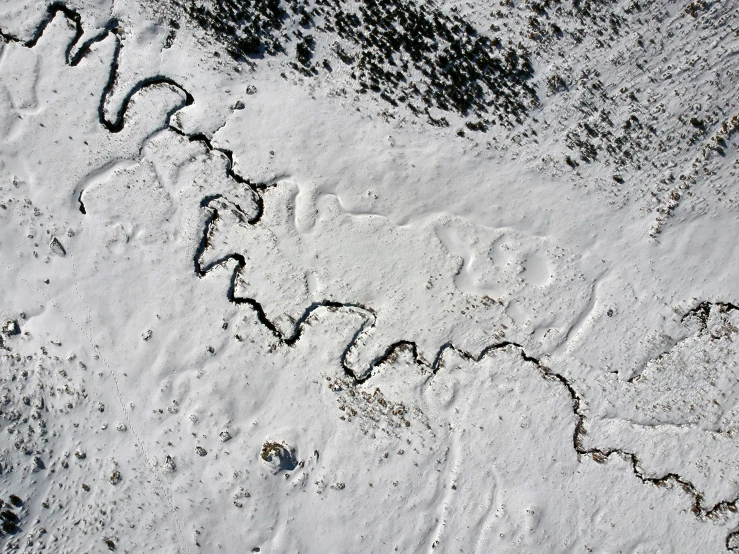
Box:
(0, 497, 22, 536)
(157, 0, 642, 133)
(152, 0, 739, 230)
(165, 0, 542, 128)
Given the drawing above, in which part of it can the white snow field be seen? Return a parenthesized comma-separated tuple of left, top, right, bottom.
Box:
(1, 0, 739, 552)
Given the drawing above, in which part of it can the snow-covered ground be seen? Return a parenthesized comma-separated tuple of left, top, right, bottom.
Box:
(1, 1, 739, 552)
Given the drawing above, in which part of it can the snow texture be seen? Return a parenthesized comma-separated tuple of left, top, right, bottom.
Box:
(1, 1, 739, 552)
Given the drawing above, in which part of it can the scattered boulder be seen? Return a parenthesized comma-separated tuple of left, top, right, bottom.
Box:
(260, 441, 297, 473)
(49, 237, 66, 256)
(3, 320, 19, 336)
(164, 455, 176, 472)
